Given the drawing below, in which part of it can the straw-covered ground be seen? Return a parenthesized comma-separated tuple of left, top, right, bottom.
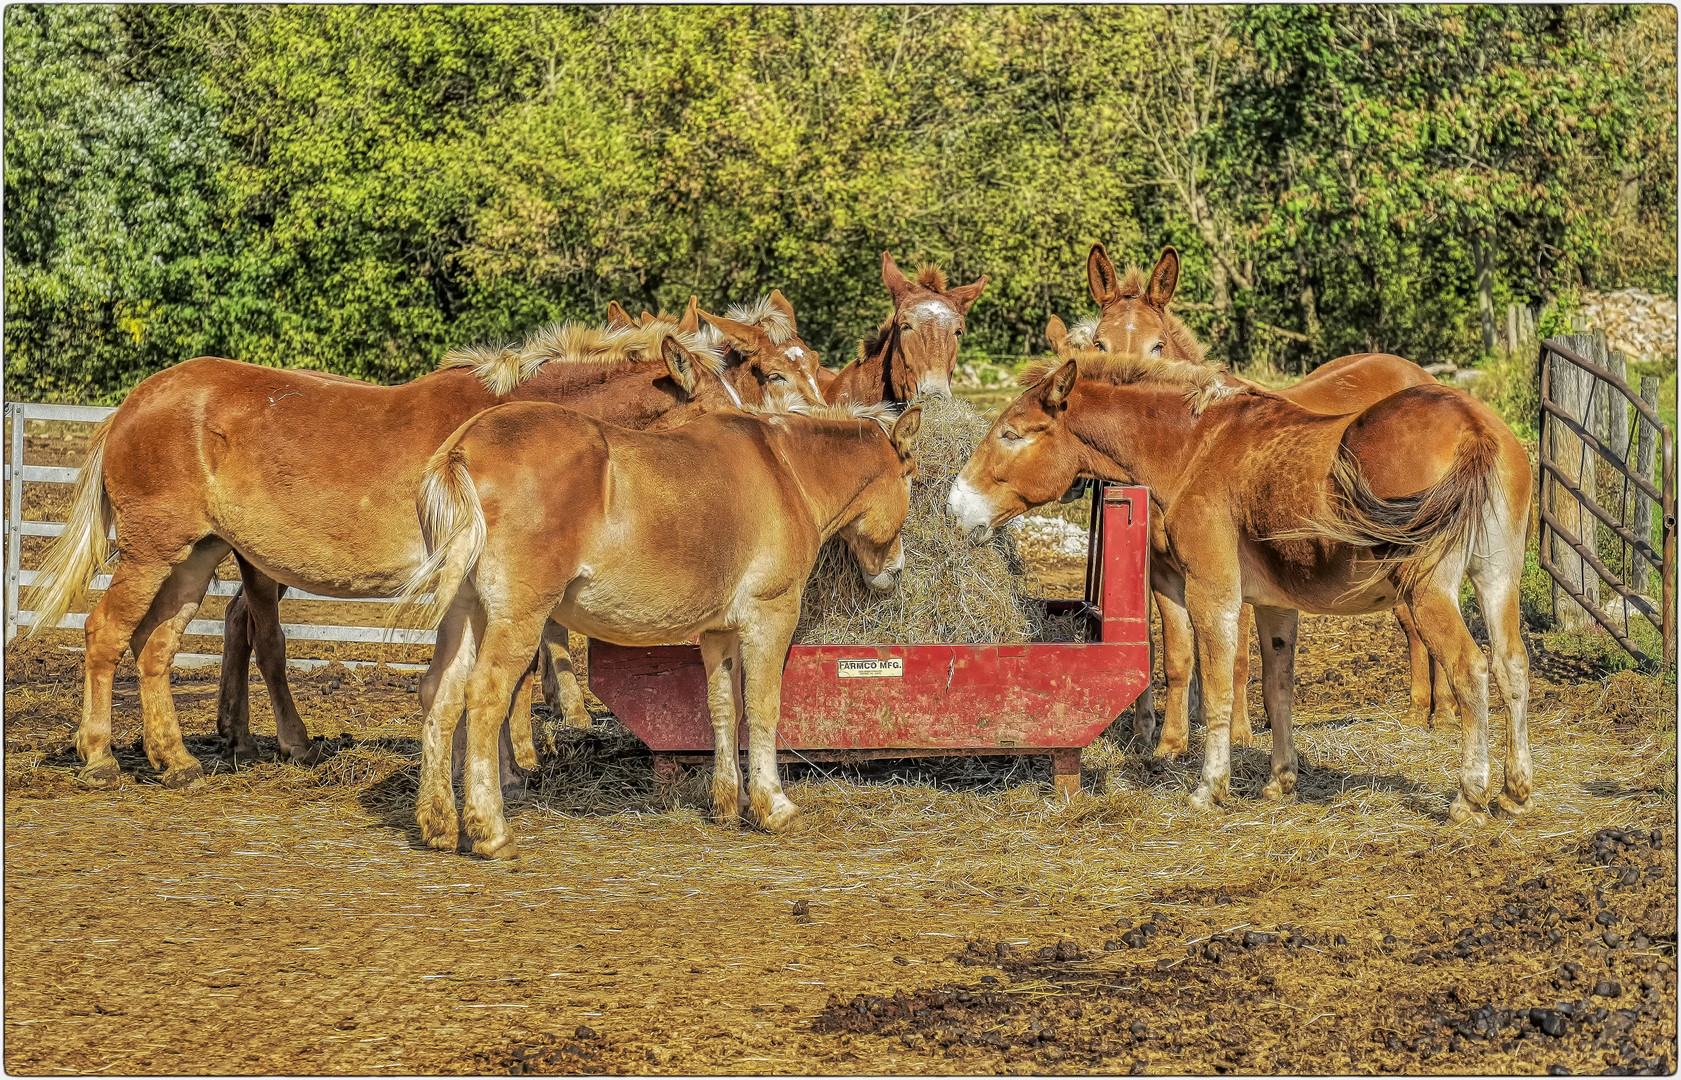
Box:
(4, 612, 1675, 1075)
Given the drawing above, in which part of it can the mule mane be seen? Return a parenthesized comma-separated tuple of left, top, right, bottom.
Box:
(721, 295, 797, 345)
(755, 388, 900, 434)
(1019, 350, 1247, 416)
(916, 264, 947, 291)
(439, 321, 726, 396)
(1067, 316, 1099, 350)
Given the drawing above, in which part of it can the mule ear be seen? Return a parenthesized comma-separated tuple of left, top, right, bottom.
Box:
(1087, 242, 1120, 307)
(1044, 359, 1079, 409)
(606, 301, 634, 330)
(1045, 314, 1071, 358)
(946, 275, 988, 314)
(881, 250, 914, 302)
(1147, 246, 1180, 307)
(698, 308, 760, 354)
(891, 406, 923, 459)
(660, 336, 698, 396)
(638, 309, 656, 326)
(767, 289, 797, 333)
(678, 295, 700, 334)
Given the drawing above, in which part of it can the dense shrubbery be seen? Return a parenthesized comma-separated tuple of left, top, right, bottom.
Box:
(5, 5, 1675, 402)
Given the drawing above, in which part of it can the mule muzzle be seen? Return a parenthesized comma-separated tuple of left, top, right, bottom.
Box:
(946, 477, 997, 542)
(916, 374, 953, 401)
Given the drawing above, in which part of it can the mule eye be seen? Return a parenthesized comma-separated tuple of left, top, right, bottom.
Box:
(1150, 341, 1165, 356)
(1095, 340, 1110, 352)
(1001, 430, 1021, 442)
(954, 327, 964, 337)
(770, 374, 788, 384)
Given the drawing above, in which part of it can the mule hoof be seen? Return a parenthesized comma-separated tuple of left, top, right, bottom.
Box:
(1496, 792, 1533, 818)
(1448, 796, 1489, 826)
(564, 708, 593, 731)
(1261, 780, 1284, 802)
(228, 739, 261, 763)
(159, 762, 205, 790)
(1231, 729, 1255, 748)
(1155, 740, 1188, 760)
(285, 740, 333, 767)
(473, 834, 520, 860)
(1188, 786, 1219, 812)
(756, 796, 800, 834)
(79, 761, 121, 789)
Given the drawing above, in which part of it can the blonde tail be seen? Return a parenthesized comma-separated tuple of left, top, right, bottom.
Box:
(387, 442, 486, 637)
(27, 419, 116, 637)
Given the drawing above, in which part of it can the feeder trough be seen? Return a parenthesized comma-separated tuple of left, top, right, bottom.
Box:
(587, 484, 1152, 796)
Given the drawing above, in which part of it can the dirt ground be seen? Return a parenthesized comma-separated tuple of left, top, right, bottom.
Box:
(5, 611, 1677, 1075)
(4, 413, 1678, 1076)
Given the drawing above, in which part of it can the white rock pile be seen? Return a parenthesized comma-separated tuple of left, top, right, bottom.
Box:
(1580, 289, 1677, 361)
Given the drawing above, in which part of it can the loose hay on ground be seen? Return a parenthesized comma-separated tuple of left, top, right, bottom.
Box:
(794, 395, 1049, 645)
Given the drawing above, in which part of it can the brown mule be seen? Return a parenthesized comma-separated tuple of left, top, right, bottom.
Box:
(28, 320, 794, 789)
(1071, 243, 1457, 749)
(950, 353, 1533, 824)
(397, 399, 922, 858)
(825, 252, 987, 405)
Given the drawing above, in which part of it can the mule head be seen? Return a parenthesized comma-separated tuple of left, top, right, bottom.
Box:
(1086, 244, 1199, 362)
(839, 407, 923, 590)
(881, 251, 987, 401)
(948, 360, 1085, 539)
(699, 303, 825, 406)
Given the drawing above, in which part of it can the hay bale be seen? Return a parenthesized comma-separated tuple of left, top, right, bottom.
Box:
(793, 395, 1050, 645)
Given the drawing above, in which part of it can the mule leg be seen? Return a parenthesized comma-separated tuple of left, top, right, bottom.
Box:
(1407, 573, 1492, 825)
(128, 538, 231, 788)
(234, 560, 316, 764)
(1395, 605, 1433, 728)
(1185, 574, 1243, 813)
(1469, 552, 1532, 816)
(1232, 603, 1255, 746)
(539, 620, 592, 730)
(1130, 594, 1157, 746)
(1429, 654, 1459, 728)
(77, 559, 177, 786)
(1153, 578, 1196, 759)
(1252, 606, 1300, 801)
(506, 655, 539, 774)
(699, 630, 743, 824)
(417, 590, 481, 852)
(460, 615, 549, 860)
(740, 605, 801, 833)
(215, 584, 260, 760)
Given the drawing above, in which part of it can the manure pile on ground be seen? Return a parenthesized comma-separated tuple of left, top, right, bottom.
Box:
(794, 395, 1079, 645)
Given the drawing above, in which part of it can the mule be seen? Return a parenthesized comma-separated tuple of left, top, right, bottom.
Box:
(949, 352, 1533, 823)
(29, 320, 791, 789)
(1069, 242, 1457, 750)
(397, 399, 922, 858)
(697, 292, 829, 406)
(824, 252, 986, 405)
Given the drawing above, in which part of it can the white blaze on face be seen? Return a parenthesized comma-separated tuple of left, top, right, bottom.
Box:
(947, 476, 997, 536)
(911, 300, 959, 329)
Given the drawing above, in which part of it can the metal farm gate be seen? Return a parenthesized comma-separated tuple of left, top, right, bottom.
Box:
(3, 401, 434, 669)
(1537, 334, 1675, 666)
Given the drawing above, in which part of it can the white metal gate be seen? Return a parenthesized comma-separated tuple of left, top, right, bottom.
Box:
(4, 400, 435, 668)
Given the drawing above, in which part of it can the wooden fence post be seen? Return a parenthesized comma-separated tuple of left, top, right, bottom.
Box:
(1632, 375, 1662, 596)
(1547, 333, 1602, 630)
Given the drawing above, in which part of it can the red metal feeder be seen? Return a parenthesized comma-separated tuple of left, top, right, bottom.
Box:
(587, 484, 1152, 795)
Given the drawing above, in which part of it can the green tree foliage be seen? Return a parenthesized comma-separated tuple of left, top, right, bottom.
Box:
(5, 5, 1675, 401)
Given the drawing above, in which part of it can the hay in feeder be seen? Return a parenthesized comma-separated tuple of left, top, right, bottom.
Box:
(793, 395, 1053, 645)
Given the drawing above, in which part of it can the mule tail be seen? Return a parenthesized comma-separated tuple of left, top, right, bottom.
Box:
(1294, 428, 1502, 593)
(388, 440, 485, 636)
(27, 418, 116, 638)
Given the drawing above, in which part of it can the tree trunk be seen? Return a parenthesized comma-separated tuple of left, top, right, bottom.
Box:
(1474, 236, 1495, 353)
(1547, 333, 1601, 631)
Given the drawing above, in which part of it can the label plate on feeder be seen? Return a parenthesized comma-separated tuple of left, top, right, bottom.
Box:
(836, 658, 904, 679)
